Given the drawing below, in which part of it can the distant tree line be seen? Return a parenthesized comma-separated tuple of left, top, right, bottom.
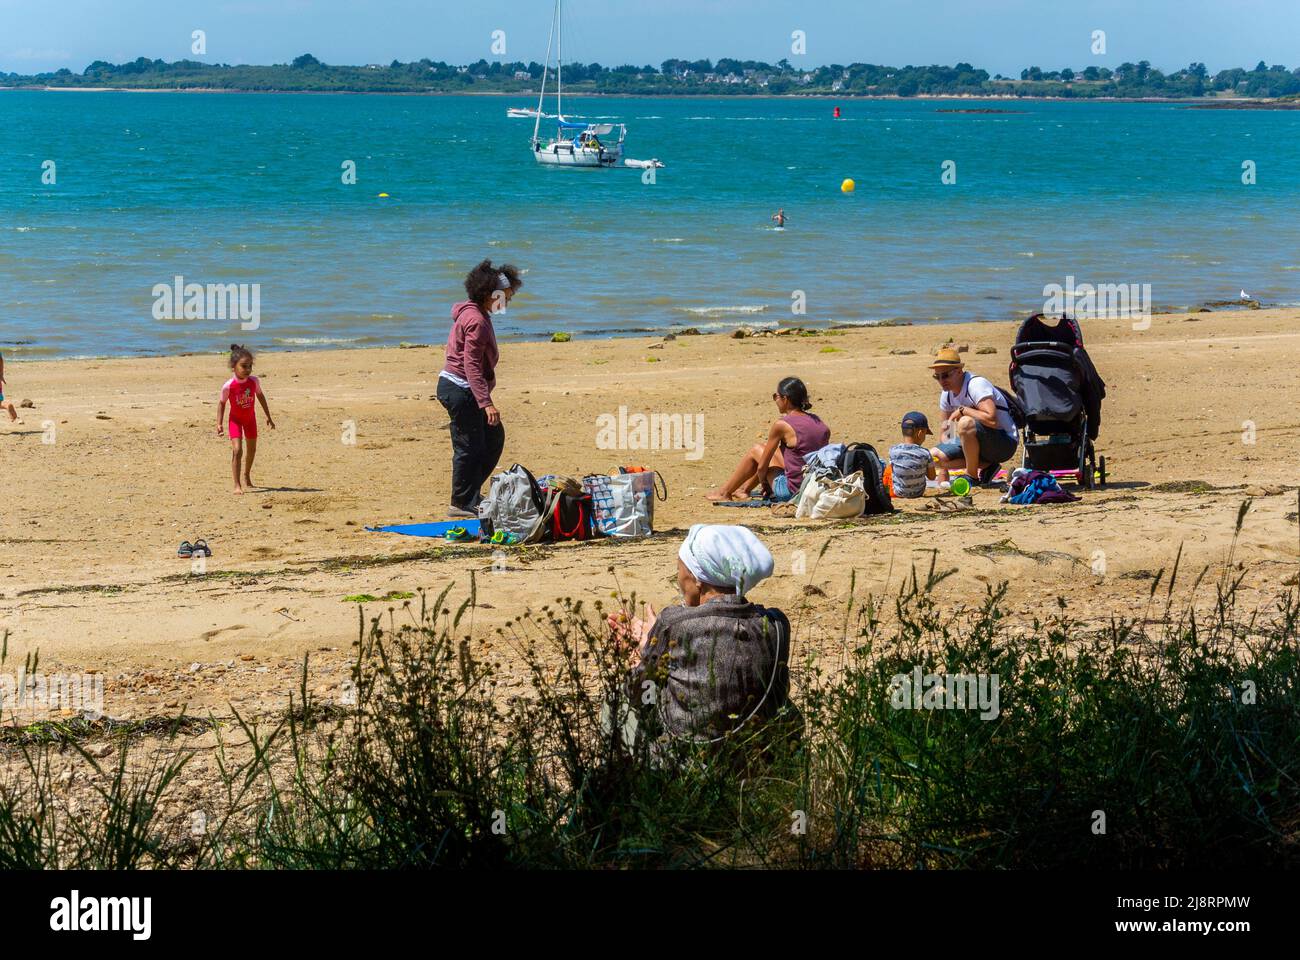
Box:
(4, 54, 1300, 98)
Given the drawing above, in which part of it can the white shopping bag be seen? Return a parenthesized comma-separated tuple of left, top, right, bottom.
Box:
(582, 471, 658, 537)
(796, 470, 865, 519)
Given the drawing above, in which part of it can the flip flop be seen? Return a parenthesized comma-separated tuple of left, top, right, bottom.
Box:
(443, 526, 476, 543)
(192, 539, 213, 558)
(177, 541, 194, 558)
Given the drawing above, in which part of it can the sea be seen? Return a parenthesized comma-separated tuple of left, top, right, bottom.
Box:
(3, 90, 1300, 358)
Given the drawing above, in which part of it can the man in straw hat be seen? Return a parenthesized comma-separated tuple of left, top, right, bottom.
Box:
(928, 347, 1019, 485)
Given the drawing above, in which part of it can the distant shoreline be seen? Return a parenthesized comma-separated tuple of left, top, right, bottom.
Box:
(0, 86, 1288, 105)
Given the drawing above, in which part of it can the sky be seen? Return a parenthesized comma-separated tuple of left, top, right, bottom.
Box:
(2, 0, 1298, 76)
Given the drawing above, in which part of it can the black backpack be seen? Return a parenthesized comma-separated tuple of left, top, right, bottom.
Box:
(994, 385, 1027, 429)
(835, 443, 893, 515)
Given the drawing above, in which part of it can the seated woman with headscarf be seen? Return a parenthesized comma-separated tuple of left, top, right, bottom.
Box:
(606, 524, 792, 743)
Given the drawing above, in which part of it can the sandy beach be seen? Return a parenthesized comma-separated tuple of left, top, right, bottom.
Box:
(1, 306, 1296, 721)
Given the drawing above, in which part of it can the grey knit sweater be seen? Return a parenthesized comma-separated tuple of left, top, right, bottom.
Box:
(626, 595, 791, 740)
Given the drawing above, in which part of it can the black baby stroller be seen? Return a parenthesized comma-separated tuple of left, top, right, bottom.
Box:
(1009, 314, 1107, 489)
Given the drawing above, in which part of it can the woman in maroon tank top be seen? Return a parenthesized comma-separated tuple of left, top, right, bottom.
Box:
(707, 377, 831, 502)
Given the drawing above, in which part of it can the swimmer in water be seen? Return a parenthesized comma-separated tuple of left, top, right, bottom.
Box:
(771, 209, 787, 228)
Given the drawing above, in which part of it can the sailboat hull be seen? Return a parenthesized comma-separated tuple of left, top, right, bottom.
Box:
(533, 143, 623, 167)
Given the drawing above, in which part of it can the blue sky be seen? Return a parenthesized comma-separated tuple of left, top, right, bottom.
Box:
(2, 0, 1298, 75)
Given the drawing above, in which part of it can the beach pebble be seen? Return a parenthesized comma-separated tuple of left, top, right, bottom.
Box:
(19, 399, 33, 408)
(731, 328, 750, 339)
(189, 662, 202, 672)
(889, 349, 916, 356)
(680, 327, 700, 336)
(976, 346, 997, 354)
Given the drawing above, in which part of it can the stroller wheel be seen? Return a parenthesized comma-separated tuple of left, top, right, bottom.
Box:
(1097, 455, 1107, 487)
(1079, 444, 1094, 490)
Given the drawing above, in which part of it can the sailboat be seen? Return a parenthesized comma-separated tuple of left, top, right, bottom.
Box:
(530, 0, 663, 170)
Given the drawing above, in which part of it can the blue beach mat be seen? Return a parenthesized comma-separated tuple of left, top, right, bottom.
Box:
(366, 519, 481, 538)
(711, 499, 776, 508)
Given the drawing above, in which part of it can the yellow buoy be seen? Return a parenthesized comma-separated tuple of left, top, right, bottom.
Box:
(840, 179, 855, 194)
(377, 192, 390, 198)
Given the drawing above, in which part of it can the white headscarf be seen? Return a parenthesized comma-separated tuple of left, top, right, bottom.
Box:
(677, 524, 774, 597)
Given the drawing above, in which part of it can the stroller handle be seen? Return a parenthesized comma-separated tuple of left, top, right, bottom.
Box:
(1013, 340, 1076, 352)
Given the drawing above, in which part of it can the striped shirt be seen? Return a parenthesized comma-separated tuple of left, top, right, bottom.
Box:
(889, 442, 932, 499)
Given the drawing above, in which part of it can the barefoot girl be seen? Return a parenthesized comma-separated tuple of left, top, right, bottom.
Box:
(706, 377, 830, 503)
(0, 352, 23, 424)
(217, 344, 275, 493)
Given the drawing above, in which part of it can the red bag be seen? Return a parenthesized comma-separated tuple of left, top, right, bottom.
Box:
(550, 492, 593, 541)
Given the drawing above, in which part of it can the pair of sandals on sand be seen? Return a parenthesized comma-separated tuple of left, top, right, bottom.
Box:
(177, 539, 213, 558)
(442, 527, 519, 545)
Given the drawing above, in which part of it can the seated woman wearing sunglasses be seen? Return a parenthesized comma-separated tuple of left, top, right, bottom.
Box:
(928, 348, 1019, 484)
(706, 377, 830, 503)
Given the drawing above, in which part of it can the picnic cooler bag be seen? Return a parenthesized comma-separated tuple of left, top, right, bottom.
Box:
(582, 470, 664, 538)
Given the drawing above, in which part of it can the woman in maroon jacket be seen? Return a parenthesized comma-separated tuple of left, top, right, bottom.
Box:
(437, 259, 522, 517)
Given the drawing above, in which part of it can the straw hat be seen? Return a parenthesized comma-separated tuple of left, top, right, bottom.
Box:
(928, 347, 964, 369)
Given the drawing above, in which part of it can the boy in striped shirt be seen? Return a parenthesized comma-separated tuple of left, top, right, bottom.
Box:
(888, 412, 936, 499)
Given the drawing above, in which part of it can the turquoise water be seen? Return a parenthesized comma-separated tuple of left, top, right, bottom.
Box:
(3, 91, 1300, 358)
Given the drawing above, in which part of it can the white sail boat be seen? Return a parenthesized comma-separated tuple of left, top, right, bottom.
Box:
(530, 0, 663, 170)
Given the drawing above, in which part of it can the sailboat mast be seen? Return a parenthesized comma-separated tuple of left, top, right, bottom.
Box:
(533, 0, 557, 144)
(556, 0, 563, 120)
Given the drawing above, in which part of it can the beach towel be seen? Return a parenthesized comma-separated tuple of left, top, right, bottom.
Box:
(366, 519, 482, 538)
(712, 498, 777, 508)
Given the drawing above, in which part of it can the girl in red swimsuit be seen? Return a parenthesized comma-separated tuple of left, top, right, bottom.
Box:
(217, 344, 276, 494)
